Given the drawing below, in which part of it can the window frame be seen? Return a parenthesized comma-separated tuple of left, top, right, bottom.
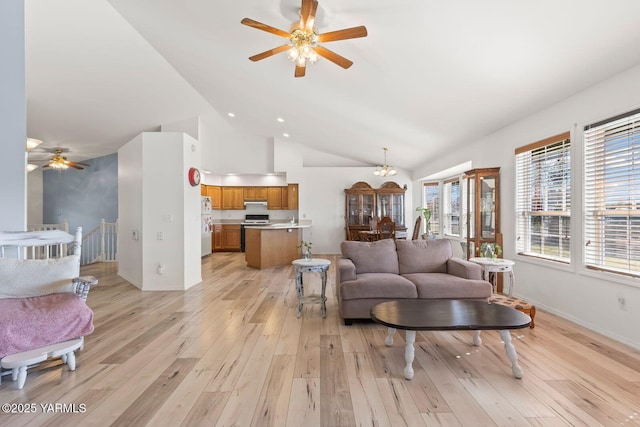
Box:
(515, 131, 572, 264)
(583, 108, 640, 278)
(422, 182, 440, 236)
(442, 177, 462, 237)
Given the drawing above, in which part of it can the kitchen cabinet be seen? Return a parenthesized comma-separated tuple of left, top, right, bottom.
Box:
(281, 186, 288, 209)
(200, 184, 207, 196)
(255, 187, 268, 200)
(243, 187, 262, 201)
(212, 224, 241, 251)
(212, 224, 222, 251)
(222, 224, 241, 251)
(207, 186, 222, 210)
(287, 184, 299, 210)
(267, 187, 282, 210)
(222, 187, 244, 210)
(243, 186, 269, 201)
(244, 187, 256, 200)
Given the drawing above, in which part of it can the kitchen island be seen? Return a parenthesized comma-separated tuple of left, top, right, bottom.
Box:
(245, 223, 311, 269)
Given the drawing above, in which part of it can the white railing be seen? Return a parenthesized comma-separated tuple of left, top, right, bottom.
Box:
(27, 220, 69, 233)
(26, 220, 71, 258)
(81, 219, 118, 265)
(26, 219, 118, 264)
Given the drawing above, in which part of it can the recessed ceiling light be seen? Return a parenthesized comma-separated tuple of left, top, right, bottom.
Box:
(202, 169, 212, 174)
(283, 133, 290, 138)
(228, 112, 236, 118)
(277, 117, 285, 123)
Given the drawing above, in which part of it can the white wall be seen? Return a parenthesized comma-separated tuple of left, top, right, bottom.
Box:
(26, 169, 43, 225)
(0, 0, 26, 230)
(412, 64, 640, 349)
(298, 167, 413, 255)
(117, 134, 143, 287)
(118, 132, 201, 291)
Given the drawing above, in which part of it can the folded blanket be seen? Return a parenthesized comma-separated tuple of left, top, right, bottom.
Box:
(0, 292, 94, 359)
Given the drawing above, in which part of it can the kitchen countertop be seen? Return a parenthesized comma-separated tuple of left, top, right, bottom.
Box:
(243, 223, 311, 229)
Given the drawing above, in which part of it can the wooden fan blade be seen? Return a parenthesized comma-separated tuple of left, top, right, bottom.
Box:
(300, 0, 312, 26)
(314, 45, 353, 69)
(295, 64, 306, 78)
(67, 163, 84, 170)
(249, 45, 290, 62)
(240, 18, 291, 39)
(69, 161, 90, 166)
(304, 1, 318, 30)
(317, 26, 368, 43)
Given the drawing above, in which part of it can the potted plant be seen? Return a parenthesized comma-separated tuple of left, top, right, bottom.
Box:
(480, 242, 502, 259)
(415, 207, 431, 238)
(298, 240, 312, 261)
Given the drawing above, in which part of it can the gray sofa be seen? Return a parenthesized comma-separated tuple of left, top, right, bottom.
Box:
(337, 238, 492, 324)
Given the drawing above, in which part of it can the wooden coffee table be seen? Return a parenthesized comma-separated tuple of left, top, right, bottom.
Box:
(370, 299, 531, 380)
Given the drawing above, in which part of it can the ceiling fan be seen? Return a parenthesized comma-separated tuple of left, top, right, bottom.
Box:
(42, 149, 89, 170)
(241, 0, 368, 77)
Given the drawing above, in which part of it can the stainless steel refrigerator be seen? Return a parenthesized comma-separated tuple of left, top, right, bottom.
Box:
(201, 196, 212, 256)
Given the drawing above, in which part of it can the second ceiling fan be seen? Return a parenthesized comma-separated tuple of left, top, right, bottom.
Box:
(241, 0, 367, 77)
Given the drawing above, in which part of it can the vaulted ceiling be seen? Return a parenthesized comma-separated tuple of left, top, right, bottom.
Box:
(25, 0, 640, 172)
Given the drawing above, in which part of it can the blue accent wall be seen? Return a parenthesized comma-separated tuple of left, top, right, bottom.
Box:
(43, 153, 118, 233)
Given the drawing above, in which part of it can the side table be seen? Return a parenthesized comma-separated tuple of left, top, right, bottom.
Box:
(292, 258, 331, 318)
(469, 257, 536, 328)
(469, 257, 515, 295)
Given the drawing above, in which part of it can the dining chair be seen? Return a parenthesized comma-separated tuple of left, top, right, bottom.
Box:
(411, 216, 422, 240)
(377, 216, 396, 240)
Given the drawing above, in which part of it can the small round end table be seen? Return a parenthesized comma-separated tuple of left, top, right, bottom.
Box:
(469, 257, 515, 295)
(292, 258, 331, 318)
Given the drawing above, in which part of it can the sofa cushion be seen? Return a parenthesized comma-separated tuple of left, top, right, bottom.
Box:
(402, 273, 491, 299)
(340, 273, 417, 301)
(0, 255, 80, 299)
(340, 239, 399, 274)
(396, 239, 452, 275)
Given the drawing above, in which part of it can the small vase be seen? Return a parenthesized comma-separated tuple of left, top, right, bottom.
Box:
(304, 249, 311, 261)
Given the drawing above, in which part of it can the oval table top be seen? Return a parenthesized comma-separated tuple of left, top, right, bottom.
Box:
(370, 299, 531, 331)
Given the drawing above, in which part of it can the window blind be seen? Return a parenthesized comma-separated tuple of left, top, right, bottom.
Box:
(584, 109, 640, 277)
(443, 179, 461, 236)
(423, 182, 440, 234)
(515, 132, 571, 262)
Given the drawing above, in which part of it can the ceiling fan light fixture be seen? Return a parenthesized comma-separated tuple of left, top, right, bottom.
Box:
(26, 138, 43, 152)
(374, 148, 397, 177)
(27, 163, 39, 172)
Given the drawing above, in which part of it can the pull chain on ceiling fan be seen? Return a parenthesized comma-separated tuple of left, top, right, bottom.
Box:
(241, 0, 367, 77)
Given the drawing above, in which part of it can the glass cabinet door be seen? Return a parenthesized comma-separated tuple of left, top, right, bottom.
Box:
(362, 194, 374, 225)
(378, 194, 390, 219)
(391, 194, 405, 226)
(347, 194, 360, 225)
(465, 168, 500, 260)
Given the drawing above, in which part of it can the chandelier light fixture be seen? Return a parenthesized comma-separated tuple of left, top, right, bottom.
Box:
(374, 147, 397, 177)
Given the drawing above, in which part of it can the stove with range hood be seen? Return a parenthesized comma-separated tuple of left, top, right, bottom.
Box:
(241, 214, 270, 251)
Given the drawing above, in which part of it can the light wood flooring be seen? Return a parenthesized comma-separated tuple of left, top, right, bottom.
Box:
(1, 253, 639, 426)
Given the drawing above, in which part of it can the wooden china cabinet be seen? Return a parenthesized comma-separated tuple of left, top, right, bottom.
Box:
(344, 181, 406, 240)
(464, 167, 502, 260)
(345, 182, 376, 239)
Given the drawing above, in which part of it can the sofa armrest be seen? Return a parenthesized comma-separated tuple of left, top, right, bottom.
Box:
(338, 259, 356, 283)
(447, 258, 482, 280)
(73, 276, 98, 301)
